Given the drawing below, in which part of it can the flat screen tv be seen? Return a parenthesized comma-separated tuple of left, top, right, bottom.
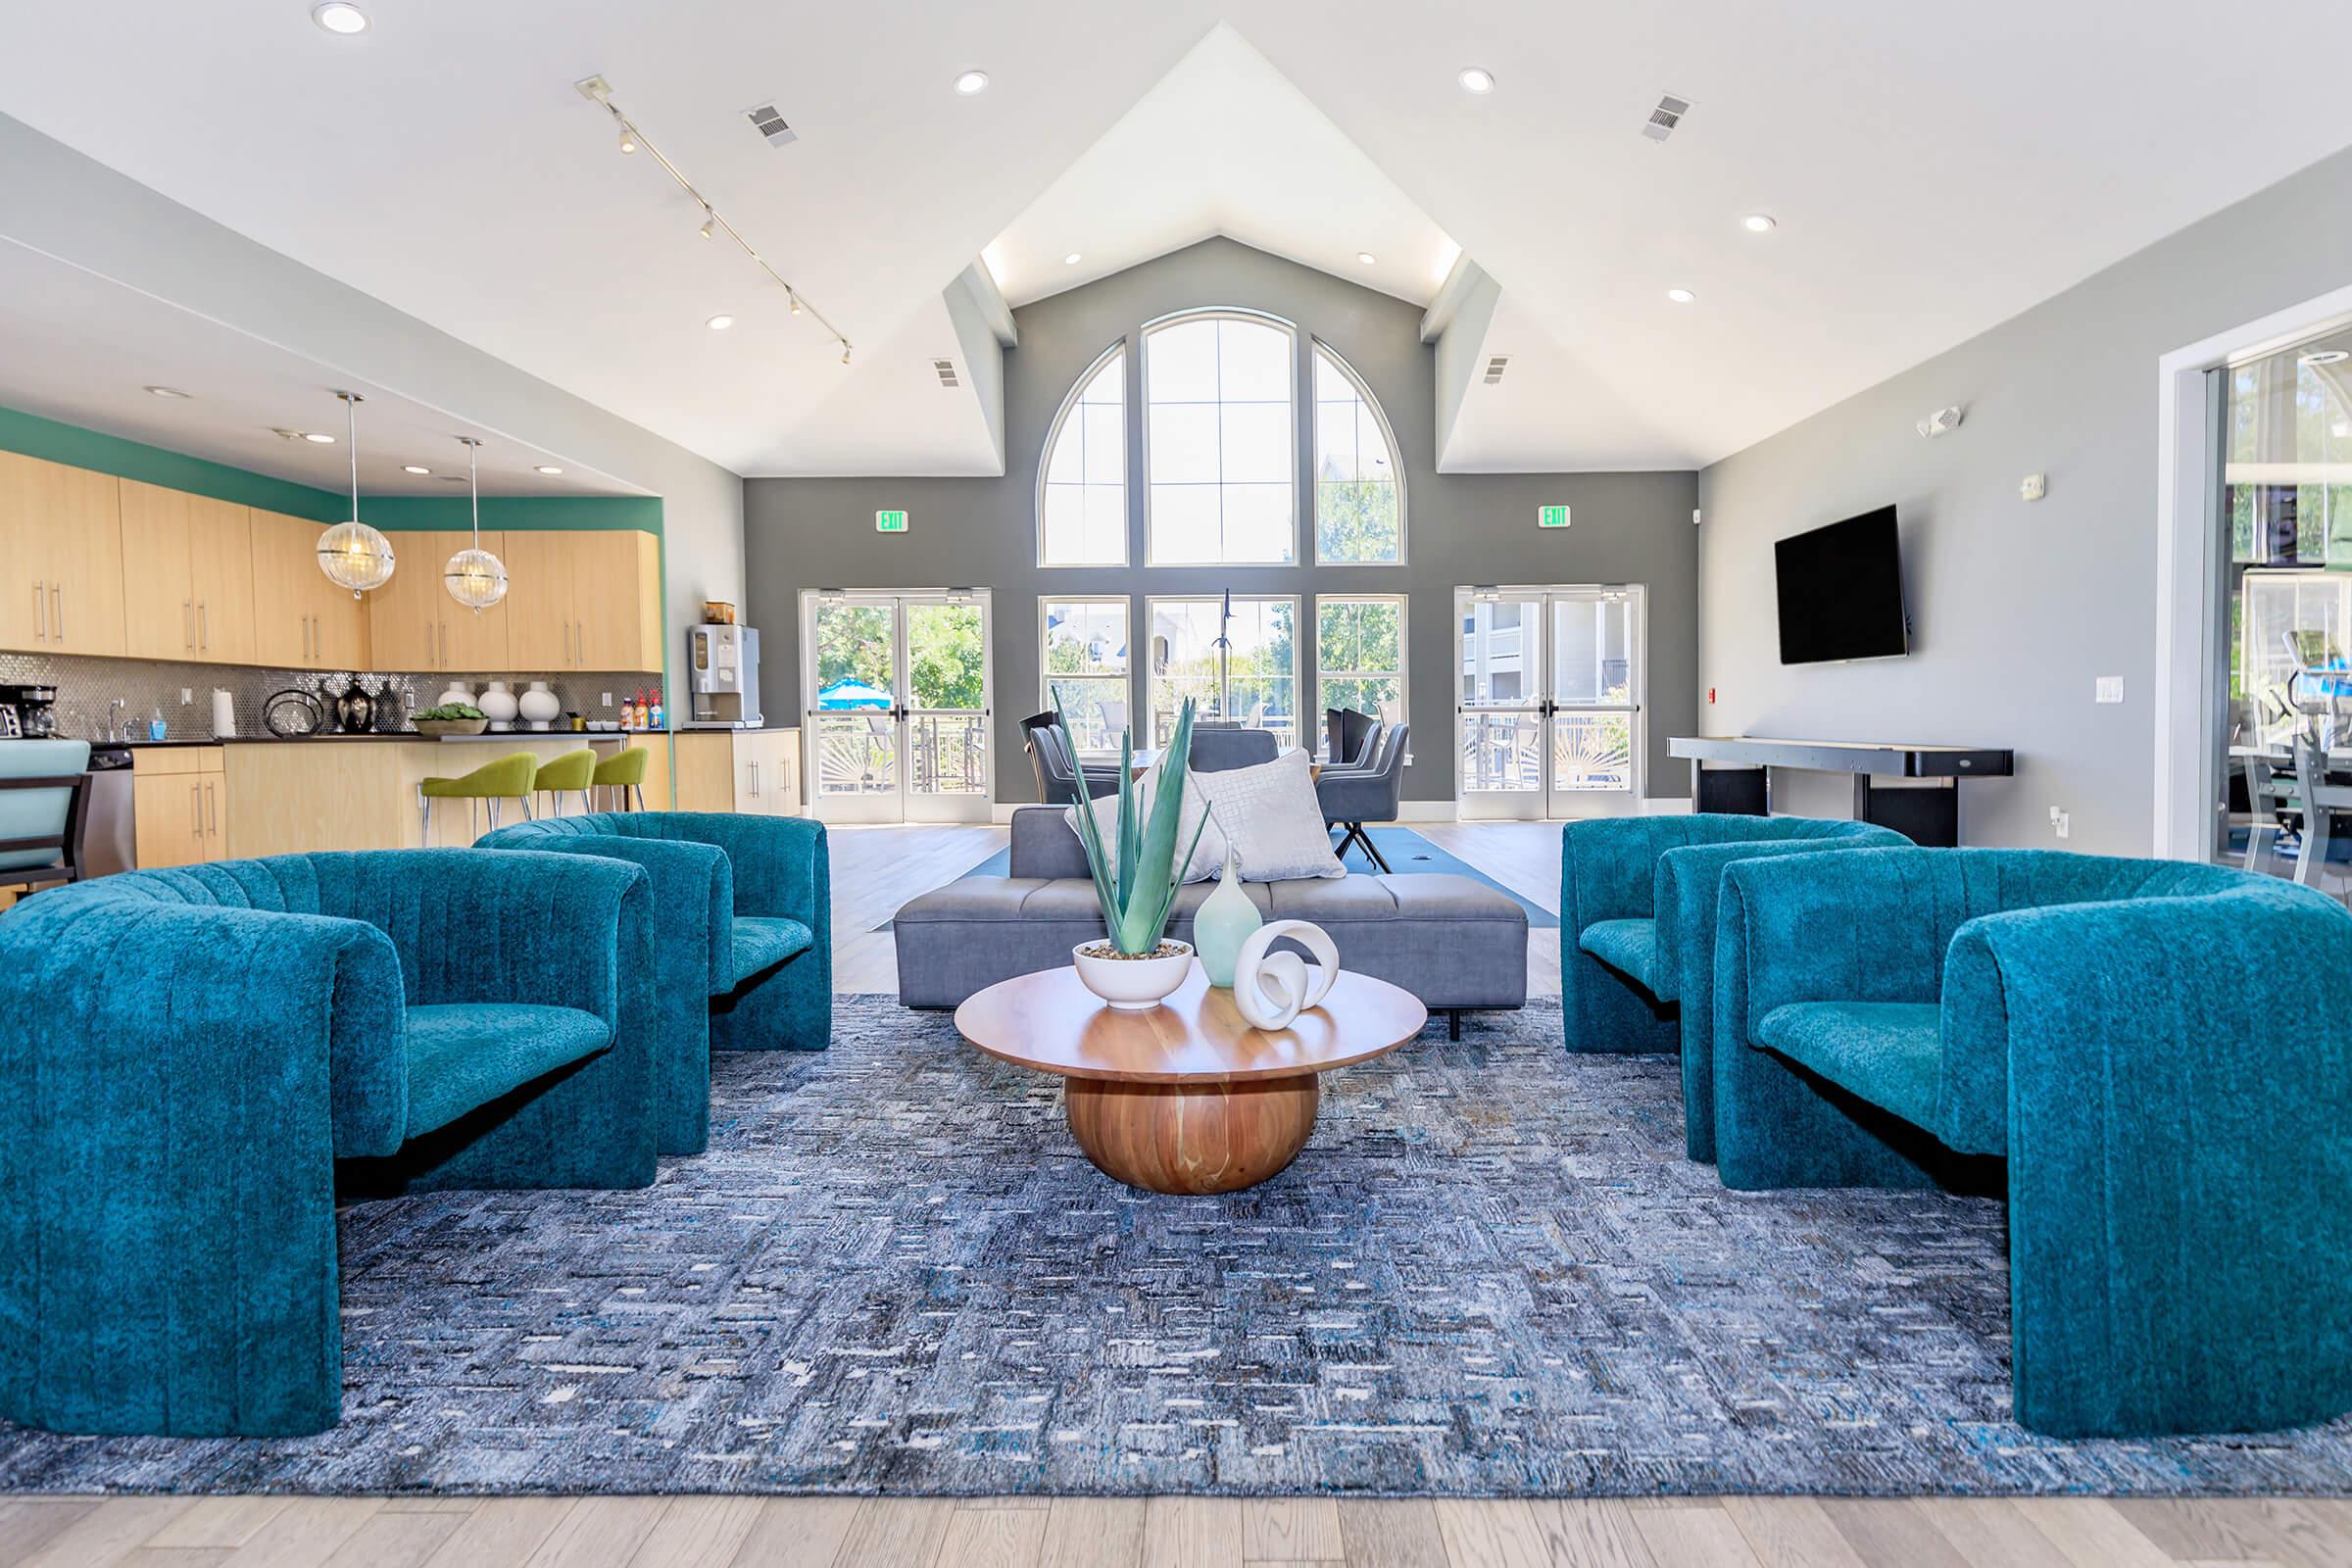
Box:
(1774, 505, 1908, 664)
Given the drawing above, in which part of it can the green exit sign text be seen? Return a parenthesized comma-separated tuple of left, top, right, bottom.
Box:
(875, 510, 909, 534)
(1538, 505, 1571, 529)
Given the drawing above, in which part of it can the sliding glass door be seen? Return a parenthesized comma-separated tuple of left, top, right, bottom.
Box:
(1454, 585, 1643, 819)
(802, 590, 993, 823)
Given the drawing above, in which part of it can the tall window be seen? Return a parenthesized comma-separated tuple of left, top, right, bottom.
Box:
(1038, 344, 1126, 565)
(1145, 312, 1296, 564)
(1146, 595, 1298, 747)
(1040, 598, 1131, 753)
(1315, 595, 1406, 751)
(1313, 344, 1403, 564)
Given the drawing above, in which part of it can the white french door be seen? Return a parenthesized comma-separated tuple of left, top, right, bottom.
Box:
(800, 589, 993, 824)
(1454, 585, 1644, 820)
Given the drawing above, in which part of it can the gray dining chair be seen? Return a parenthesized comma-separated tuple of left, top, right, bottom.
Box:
(2291, 729, 2352, 899)
(1189, 726, 1279, 774)
(1317, 723, 1408, 871)
(1020, 711, 1119, 806)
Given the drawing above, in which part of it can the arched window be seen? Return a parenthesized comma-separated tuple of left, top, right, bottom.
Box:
(1144, 310, 1297, 564)
(1038, 342, 1126, 566)
(1312, 342, 1403, 564)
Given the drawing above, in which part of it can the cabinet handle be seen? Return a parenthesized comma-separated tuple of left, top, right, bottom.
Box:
(313, 614, 322, 659)
(440, 621, 449, 666)
(206, 781, 218, 837)
(184, 601, 195, 652)
(191, 783, 203, 838)
(301, 613, 312, 662)
(424, 619, 435, 667)
(31, 580, 44, 640)
(198, 600, 209, 651)
(51, 584, 63, 641)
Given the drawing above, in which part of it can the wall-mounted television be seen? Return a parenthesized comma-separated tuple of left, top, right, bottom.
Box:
(1774, 505, 1908, 664)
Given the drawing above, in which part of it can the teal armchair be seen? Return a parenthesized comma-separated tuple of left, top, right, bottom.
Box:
(1559, 813, 1905, 1158)
(478, 811, 831, 1155)
(0, 849, 655, 1438)
(1715, 846, 2352, 1437)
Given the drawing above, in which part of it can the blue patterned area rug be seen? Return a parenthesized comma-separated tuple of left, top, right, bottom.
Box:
(5, 996, 2350, 1497)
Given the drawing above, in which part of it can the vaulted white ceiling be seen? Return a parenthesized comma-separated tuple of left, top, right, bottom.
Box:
(3, 0, 2351, 480)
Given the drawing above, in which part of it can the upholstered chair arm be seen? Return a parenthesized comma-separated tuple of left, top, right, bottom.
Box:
(477, 826, 734, 997)
(1651, 825, 1906, 1004)
(1958, 888, 2352, 1436)
(1559, 818, 1667, 932)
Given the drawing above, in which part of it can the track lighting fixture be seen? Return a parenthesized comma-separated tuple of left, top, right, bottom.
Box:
(573, 74, 851, 366)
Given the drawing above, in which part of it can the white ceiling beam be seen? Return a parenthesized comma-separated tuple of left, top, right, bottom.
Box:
(954, 260, 1018, 349)
(1420, 253, 1489, 344)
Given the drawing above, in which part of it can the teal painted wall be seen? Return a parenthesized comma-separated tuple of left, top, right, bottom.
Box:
(359, 495, 663, 532)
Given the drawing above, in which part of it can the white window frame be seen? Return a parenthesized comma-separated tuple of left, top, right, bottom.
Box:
(1142, 308, 1299, 567)
(1036, 339, 1129, 568)
(1310, 340, 1407, 566)
(1312, 593, 1409, 758)
(1037, 595, 1134, 757)
(1144, 592, 1303, 748)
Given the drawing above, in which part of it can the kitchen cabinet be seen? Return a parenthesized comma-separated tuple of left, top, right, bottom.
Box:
(0, 450, 127, 656)
(367, 530, 511, 673)
(677, 728, 801, 815)
(119, 480, 257, 664)
(249, 508, 370, 668)
(502, 529, 662, 672)
(131, 746, 226, 869)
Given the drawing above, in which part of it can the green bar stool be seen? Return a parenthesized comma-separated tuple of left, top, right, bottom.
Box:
(417, 751, 538, 843)
(592, 745, 651, 812)
(533, 748, 598, 817)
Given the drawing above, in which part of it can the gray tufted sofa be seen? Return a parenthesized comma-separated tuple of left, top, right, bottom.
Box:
(894, 808, 1528, 1034)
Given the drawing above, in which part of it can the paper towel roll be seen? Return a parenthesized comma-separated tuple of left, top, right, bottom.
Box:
(211, 689, 236, 739)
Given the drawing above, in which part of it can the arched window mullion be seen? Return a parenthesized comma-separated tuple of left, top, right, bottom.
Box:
(1037, 339, 1128, 567)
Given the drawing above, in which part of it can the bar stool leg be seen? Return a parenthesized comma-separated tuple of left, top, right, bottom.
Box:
(418, 788, 430, 845)
(521, 795, 535, 821)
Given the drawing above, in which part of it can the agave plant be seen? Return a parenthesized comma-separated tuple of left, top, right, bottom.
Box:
(1054, 696, 1208, 956)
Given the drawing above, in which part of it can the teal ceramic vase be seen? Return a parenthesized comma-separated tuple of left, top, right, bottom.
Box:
(1193, 845, 1263, 988)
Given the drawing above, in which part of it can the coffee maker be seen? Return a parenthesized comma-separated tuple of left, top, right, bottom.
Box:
(0, 684, 59, 740)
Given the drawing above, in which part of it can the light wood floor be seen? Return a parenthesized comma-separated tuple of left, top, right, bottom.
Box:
(15, 822, 2343, 1566)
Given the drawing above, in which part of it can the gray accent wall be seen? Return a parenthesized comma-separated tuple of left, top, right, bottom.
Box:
(746, 238, 1699, 805)
(1697, 143, 2352, 855)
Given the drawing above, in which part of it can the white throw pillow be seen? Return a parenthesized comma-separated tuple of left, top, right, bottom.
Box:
(1187, 750, 1346, 881)
(1064, 765, 1227, 883)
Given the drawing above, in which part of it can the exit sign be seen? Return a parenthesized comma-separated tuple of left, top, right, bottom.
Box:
(1538, 505, 1571, 529)
(875, 509, 909, 534)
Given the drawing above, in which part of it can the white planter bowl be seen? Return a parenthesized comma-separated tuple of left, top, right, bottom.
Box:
(1072, 939, 1194, 1011)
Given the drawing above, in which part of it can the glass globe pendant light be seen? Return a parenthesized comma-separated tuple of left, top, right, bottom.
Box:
(316, 391, 396, 598)
(442, 436, 508, 612)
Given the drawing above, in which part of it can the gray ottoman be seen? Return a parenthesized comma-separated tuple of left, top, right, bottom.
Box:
(894, 808, 1528, 1033)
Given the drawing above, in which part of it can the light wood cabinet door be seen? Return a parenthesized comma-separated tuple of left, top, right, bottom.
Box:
(36, 462, 128, 658)
(249, 508, 367, 668)
(569, 530, 663, 672)
(438, 530, 512, 672)
(132, 772, 209, 869)
(498, 530, 574, 668)
(118, 479, 200, 661)
(368, 532, 445, 671)
(186, 499, 255, 664)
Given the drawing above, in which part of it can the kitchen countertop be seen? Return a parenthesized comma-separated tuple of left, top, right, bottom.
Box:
(106, 730, 674, 749)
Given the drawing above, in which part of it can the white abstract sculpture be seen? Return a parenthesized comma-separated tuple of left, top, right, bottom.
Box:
(1231, 919, 1340, 1031)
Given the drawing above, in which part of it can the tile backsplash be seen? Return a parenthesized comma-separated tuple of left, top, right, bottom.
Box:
(0, 652, 663, 742)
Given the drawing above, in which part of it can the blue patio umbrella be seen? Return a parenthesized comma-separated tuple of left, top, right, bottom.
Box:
(816, 677, 894, 710)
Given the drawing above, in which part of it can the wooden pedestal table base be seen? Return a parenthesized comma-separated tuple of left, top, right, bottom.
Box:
(954, 963, 1426, 1196)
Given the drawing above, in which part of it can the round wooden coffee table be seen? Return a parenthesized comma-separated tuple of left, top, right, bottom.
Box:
(954, 962, 1427, 1195)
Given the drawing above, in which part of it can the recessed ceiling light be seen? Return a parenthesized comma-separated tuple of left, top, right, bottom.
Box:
(706, 314, 735, 330)
(311, 2, 368, 34)
(144, 385, 190, 399)
(403, 464, 431, 475)
(954, 70, 989, 95)
(303, 430, 337, 443)
(1064, 253, 1082, 266)
(1741, 214, 1778, 234)
(1357, 252, 1377, 266)
(2301, 350, 2350, 367)
(535, 465, 564, 475)
(1666, 288, 1696, 304)
(1458, 67, 1495, 94)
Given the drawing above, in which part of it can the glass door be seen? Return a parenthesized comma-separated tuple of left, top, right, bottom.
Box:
(803, 590, 993, 824)
(1454, 585, 1644, 819)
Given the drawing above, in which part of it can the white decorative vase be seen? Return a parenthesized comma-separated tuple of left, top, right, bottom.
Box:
(435, 680, 474, 710)
(1072, 939, 1194, 1011)
(478, 679, 518, 732)
(517, 680, 561, 731)
(1231, 920, 1341, 1031)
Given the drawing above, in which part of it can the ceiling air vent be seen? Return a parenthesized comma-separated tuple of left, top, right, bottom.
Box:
(933, 359, 960, 389)
(743, 102, 798, 148)
(1482, 356, 1510, 385)
(1642, 94, 1691, 142)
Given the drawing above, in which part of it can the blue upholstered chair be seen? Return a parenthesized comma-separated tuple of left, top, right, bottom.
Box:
(0, 849, 656, 1438)
(476, 812, 831, 1155)
(1559, 813, 1905, 1158)
(1715, 846, 2352, 1437)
